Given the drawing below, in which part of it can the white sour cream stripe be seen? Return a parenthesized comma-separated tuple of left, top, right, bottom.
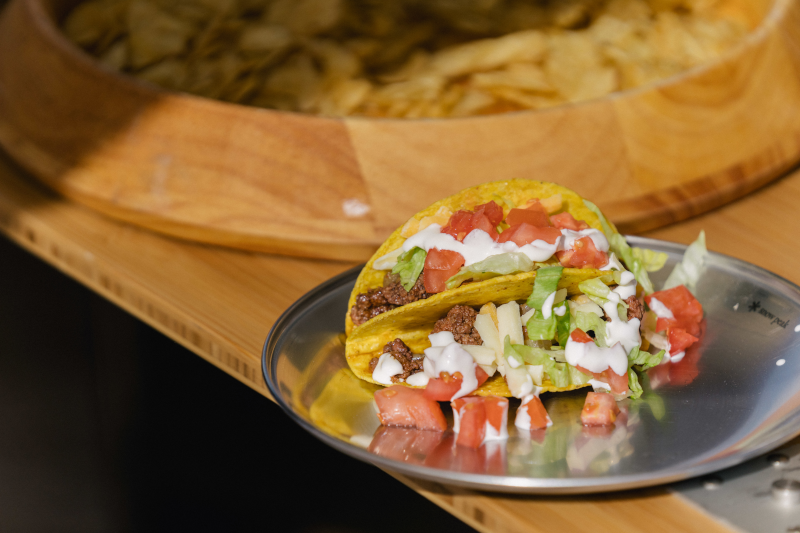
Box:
(565, 338, 629, 376)
(649, 297, 675, 319)
(371, 353, 405, 385)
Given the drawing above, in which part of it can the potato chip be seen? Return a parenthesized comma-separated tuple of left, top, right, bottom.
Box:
(62, 0, 750, 118)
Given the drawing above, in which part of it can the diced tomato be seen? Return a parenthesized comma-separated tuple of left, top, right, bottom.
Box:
(570, 328, 594, 343)
(483, 396, 509, 435)
(423, 248, 465, 293)
(505, 207, 550, 228)
(646, 285, 703, 336)
(580, 392, 620, 426)
(474, 201, 504, 227)
(670, 321, 704, 386)
(517, 395, 551, 430)
(498, 223, 562, 246)
(556, 236, 609, 269)
(441, 210, 473, 241)
(550, 212, 590, 231)
(367, 427, 445, 465)
(576, 365, 629, 395)
(470, 213, 499, 240)
(441, 201, 502, 242)
(374, 386, 447, 431)
(451, 394, 508, 449)
(668, 327, 698, 354)
(452, 397, 486, 448)
(424, 366, 489, 401)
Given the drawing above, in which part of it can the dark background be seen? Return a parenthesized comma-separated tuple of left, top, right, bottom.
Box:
(0, 234, 476, 532)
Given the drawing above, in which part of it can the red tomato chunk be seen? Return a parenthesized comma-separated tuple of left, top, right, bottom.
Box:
(577, 366, 629, 395)
(505, 207, 551, 228)
(556, 236, 608, 269)
(580, 392, 620, 427)
(498, 223, 562, 246)
(423, 248, 465, 294)
(518, 395, 551, 430)
(646, 285, 704, 337)
(374, 386, 447, 432)
(441, 201, 503, 242)
(550, 212, 590, 231)
(424, 367, 489, 402)
(452, 396, 509, 448)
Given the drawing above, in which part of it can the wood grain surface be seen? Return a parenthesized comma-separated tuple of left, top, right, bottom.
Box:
(4, 146, 799, 532)
(1, 0, 800, 260)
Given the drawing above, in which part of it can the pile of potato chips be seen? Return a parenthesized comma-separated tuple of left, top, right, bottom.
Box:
(63, 0, 748, 118)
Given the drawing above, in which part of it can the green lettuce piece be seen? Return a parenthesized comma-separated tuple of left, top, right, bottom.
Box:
(555, 301, 571, 347)
(629, 371, 643, 399)
(573, 311, 607, 348)
(546, 361, 571, 388)
(527, 313, 556, 341)
(492, 194, 516, 209)
(577, 278, 628, 316)
(631, 247, 668, 272)
(391, 247, 427, 291)
(525, 266, 563, 342)
(526, 266, 563, 309)
(663, 230, 707, 295)
(504, 336, 525, 368)
(583, 200, 656, 295)
(628, 346, 665, 371)
(445, 252, 534, 290)
(569, 365, 592, 386)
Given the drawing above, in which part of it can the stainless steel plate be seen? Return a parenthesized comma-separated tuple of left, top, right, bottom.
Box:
(262, 236, 800, 494)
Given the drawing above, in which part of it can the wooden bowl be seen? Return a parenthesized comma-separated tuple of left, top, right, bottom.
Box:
(0, 0, 798, 261)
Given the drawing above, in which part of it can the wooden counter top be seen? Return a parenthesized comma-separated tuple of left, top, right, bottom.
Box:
(0, 147, 794, 533)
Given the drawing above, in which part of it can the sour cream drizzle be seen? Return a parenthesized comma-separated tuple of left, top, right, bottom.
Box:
(371, 353, 404, 385)
(515, 389, 552, 430)
(423, 341, 479, 400)
(401, 224, 610, 268)
(648, 297, 674, 319)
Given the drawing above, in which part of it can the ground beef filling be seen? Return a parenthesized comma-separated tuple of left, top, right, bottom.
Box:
(625, 296, 645, 321)
(368, 338, 424, 383)
(433, 305, 482, 345)
(350, 273, 429, 326)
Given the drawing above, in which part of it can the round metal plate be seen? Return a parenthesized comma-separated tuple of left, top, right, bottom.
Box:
(262, 236, 800, 494)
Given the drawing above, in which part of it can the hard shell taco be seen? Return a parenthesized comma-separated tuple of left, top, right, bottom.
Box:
(344, 179, 653, 400)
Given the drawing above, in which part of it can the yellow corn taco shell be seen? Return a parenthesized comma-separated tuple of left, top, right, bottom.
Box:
(344, 179, 615, 397)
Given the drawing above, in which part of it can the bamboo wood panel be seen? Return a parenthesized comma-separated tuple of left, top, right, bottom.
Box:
(0, 0, 799, 260)
(5, 148, 800, 532)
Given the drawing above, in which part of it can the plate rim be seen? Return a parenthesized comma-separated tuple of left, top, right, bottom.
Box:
(262, 236, 800, 494)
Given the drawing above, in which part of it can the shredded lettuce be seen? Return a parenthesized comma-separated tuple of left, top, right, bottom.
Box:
(583, 200, 657, 295)
(555, 302, 571, 347)
(525, 266, 563, 341)
(629, 371, 643, 399)
(627, 347, 667, 401)
(573, 311, 608, 347)
(492, 194, 516, 209)
(391, 247, 426, 291)
(577, 278, 627, 315)
(445, 252, 534, 290)
(569, 365, 592, 386)
(663, 230, 708, 295)
(527, 266, 564, 309)
(631, 247, 668, 272)
(628, 345, 665, 370)
(503, 336, 525, 368)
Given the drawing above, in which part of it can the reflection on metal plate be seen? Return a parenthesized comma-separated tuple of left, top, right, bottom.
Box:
(262, 237, 800, 494)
